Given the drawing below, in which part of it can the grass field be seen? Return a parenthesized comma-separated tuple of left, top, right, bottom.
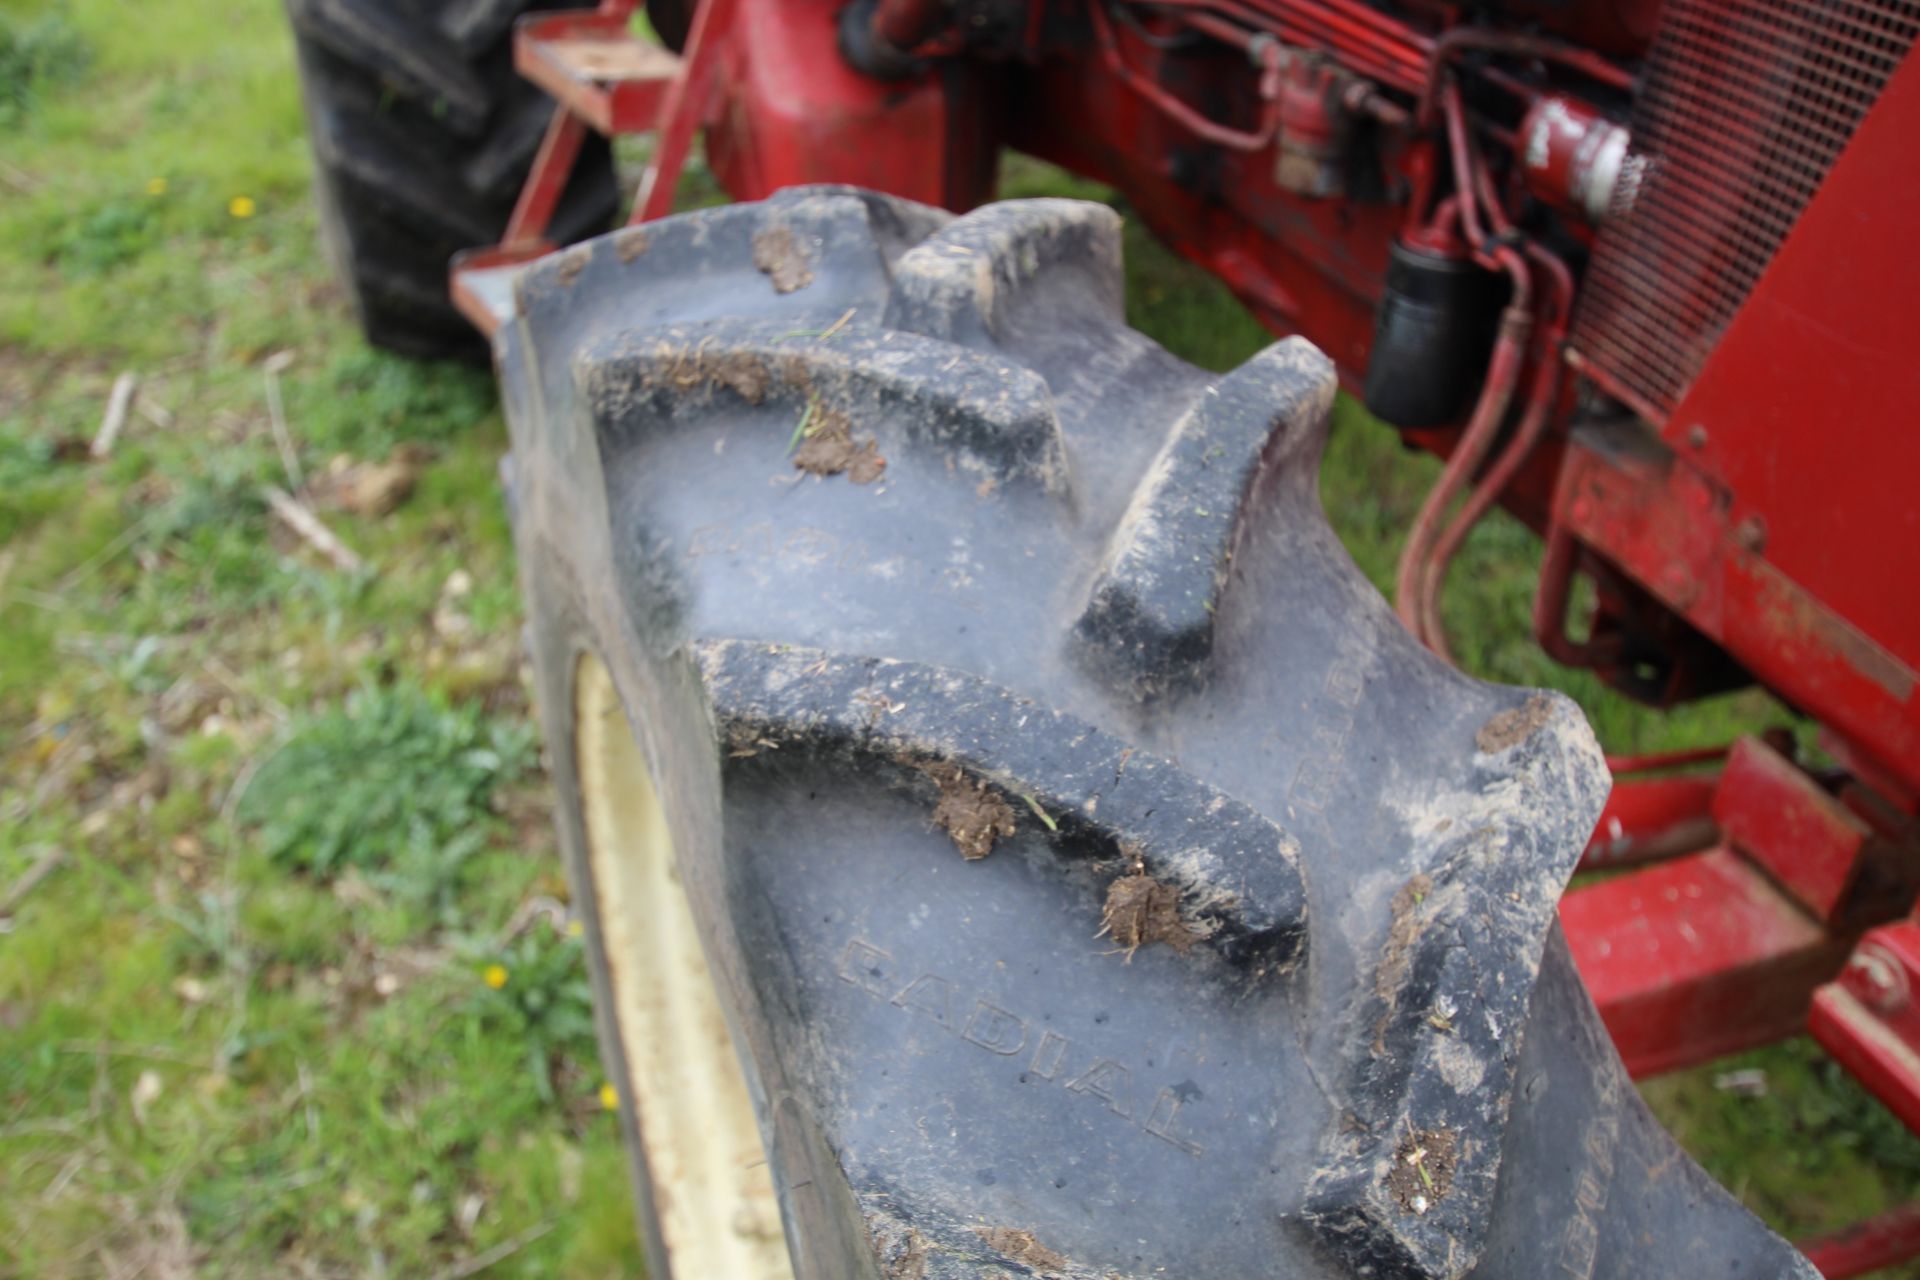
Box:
(3, 1, 1918, 1275)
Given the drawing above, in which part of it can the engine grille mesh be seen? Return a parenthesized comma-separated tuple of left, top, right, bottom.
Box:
(1569, 0, 1920, 421)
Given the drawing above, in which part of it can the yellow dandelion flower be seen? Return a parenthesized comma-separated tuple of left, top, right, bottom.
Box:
(599, 1082, 620, 1111)
(146, 177, 168, 197)
(228, 195, 257, 219)
(482, 963, 509, 990)
(566, 919, 585, 938)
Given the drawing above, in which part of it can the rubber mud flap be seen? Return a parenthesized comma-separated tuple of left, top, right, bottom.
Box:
(496, 186, 1821, 1279)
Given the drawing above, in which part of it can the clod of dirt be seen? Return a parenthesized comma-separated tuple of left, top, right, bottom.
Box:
(652, 346, 774, 404)
(1101, 871, 1198, 955)
(975, 1226, 1067, 1275)
(724, 723, 781, 759)
(753, 225, 814, 293)
(48, 436, 92, 464)
(793, 404, 886, 484)
(886, 1228, 929, 1280)
(1377, 873, 1432, 996)
(344, 461, 416, 516)
(614, 228, 650, 263)
(554, 246, 588, 285)
(316, 447, 427, 517)
(712, 352, 771, 404)
(1374, 875, 1436, 1059)
(1475, 692, 1554, 753)
(1385, 1127, 1458, 1215)
(1372, 871, 1434, 1052)
(926, 764, 1017, 860)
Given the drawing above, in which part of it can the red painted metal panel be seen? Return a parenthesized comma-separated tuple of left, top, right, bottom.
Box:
(1554, 437, 1920, 797)
(1811, 985, 1920, 1134)
(1582, 772, 1718, 870)
(702, 0, 995, 212)
(503, 108, 591, 248)
(515, 10, 681, 135)
(1570, 0, 1920, 423)
(1809, 921, 1920, 1134)
(1011, 1, 1920, 809)
(1799, 1203, 1920, 1279)
(449, 242, 556, 338)
(1714, 737, 1875, 925)
(1563, 847, 1851, 1077)
(630, 0, 740, 222)
(1009, 42, 1405, 390)
(1654, 49, 1920, 677)
(1488, 0, 1666, 55)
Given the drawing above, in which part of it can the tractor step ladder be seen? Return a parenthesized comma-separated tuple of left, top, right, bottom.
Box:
(516, 9, 683, 135)
(452, 0, 729, 337)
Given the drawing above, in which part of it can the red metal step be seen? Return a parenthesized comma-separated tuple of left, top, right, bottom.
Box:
(1565, 845, 1855, 1078)
(516, 10, 681, 135)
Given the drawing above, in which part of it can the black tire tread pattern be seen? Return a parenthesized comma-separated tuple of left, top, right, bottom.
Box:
(882, 198, 1125, 344)
(697, 639, 1310, 968)
(496, 187, 1819, 1280)
(1075, 338, 1335, 697)
(286, 0, 618, 359)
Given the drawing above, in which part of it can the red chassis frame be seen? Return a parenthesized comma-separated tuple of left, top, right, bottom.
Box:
(452, 1, 1920, 1270)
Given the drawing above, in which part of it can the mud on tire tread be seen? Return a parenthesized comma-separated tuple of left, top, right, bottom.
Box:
(498, 187, 1819, 1279)
(286, 0, 618, 360)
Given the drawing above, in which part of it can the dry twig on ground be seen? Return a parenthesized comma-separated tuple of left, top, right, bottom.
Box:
(262, 486, 368, 574)
(90, 373, 139, 460)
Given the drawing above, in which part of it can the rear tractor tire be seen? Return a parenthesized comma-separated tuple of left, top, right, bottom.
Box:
(499, 188, 1819, 1279)
(285, 0, 619, 360)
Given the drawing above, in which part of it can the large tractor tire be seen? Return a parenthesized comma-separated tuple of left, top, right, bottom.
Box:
(497, 187, 1817, 1278)
(285, 0, 619, 360)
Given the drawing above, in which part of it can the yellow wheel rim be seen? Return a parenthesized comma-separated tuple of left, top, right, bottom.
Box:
(574, 652, 794, 1279)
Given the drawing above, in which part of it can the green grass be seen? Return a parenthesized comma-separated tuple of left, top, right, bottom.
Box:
(0, 1, 1915, 1274)
(0, 3, 639, 1275)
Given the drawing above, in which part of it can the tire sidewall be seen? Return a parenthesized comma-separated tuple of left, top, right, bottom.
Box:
(518, 522, 879, 1280)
